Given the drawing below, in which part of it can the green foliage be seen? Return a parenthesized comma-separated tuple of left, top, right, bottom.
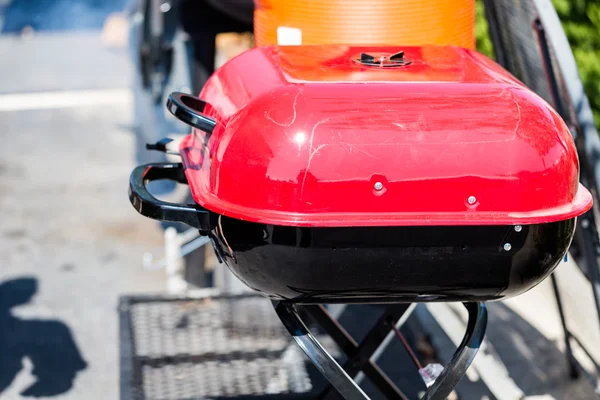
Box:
(475, 1, 494, 59)
(475, 0, 600, 127)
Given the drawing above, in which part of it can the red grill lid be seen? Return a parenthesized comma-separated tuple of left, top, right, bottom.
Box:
(180, 45, 592, 227)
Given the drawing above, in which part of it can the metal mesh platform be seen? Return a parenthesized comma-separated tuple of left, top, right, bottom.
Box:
(120, 294, 320, 400)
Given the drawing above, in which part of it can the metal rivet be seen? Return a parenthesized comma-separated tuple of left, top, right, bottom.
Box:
(467, 196, 477, 205)
(374, 182, 384, 191)
(514, 225, 522, 232)
(582, 219, 590, 229)
(503, 243, 512, 251)
(160, 2, 171, 12)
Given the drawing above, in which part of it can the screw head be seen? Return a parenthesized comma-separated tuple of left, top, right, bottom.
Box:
(467, 196, 477, 205)
(514, 225, 522, 232)
(374, 182, 384, 191)
(503, 243, 512, 251)
(160, 2, 171, 12)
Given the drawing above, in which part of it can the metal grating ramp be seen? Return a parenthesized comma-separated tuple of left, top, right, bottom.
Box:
(120, 294, 319, 400)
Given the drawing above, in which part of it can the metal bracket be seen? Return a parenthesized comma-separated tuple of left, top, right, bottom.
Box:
(143, 228, 210, 270)
(146, 137, 181, 156)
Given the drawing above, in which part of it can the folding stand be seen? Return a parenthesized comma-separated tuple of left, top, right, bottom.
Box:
(273, 302, 488, 400)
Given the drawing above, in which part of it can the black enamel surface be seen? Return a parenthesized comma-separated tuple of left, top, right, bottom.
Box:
(208, 218, 576, 304)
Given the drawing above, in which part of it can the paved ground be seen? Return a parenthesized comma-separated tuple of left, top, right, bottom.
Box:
(0, 32, 166, 399)
(1, 28, 599, 400)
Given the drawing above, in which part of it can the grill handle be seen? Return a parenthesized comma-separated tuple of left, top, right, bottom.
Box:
(167, 92, 217, 133)
(129, 163, 211, 233)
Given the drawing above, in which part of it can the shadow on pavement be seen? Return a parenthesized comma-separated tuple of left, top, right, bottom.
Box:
(484, 301, 594, 398)
(0, 277, 87, 397)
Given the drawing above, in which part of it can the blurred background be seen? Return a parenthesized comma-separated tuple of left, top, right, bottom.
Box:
(474, 0, 600, 126)
(0, 1, 599, 399)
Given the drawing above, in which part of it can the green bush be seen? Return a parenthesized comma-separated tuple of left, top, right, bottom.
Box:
(476, 0, 600, 127)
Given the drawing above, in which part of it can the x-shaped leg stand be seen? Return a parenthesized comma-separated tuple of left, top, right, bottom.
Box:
(273, 302, 487, 400)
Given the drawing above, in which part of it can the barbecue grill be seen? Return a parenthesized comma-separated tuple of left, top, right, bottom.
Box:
(129, 44, 592, 399)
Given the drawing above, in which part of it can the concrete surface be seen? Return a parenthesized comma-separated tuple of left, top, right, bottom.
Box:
(0, 32, 131, 94)
(0, 32, 166, 399)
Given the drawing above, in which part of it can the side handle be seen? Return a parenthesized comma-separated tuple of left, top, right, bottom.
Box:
(166, 92, 217, 133)
(129, 163, 211, 232)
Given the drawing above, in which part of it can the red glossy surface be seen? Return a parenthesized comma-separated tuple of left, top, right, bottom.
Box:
(180, 45, 592, 227)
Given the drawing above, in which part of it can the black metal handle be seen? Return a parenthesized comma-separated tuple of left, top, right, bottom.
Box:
(129, 163, 211, 232)
(167, 92, 217, 133)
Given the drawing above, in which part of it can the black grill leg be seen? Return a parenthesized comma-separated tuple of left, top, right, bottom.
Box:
(307, 304, 411, 400)
(273, 301, 370, 400)
(421, 303, 487, 400)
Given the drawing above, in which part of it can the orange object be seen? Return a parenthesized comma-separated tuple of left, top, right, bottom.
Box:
(254, 0, 475, 49)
